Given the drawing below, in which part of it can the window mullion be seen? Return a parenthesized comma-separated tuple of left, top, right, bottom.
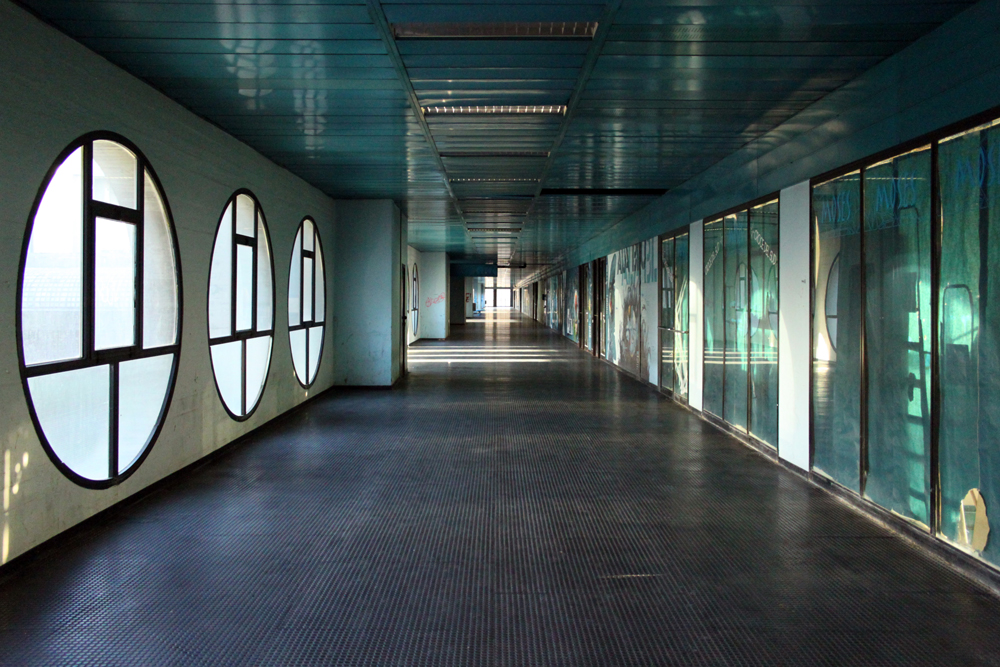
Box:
(109, 362, 119, 479)
(230, 203, 237, 338)
(251, 202, 258, 333)
(83, 141, 96, 361)
(135, 165, 145, 351)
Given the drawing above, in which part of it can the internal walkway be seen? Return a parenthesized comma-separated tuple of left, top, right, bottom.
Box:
(2, 310, 1000, 666)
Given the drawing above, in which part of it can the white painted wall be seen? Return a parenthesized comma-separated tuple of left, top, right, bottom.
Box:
(688, 221, 705, 412)
(464, 277, 475, 318)
(419, 252, 449, 340)
(0, 1, 339, 564)
(778, 182, 811, 470)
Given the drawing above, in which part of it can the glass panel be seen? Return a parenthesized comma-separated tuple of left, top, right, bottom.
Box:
(703, 220, 725, 417)
(257, 214, 272, 331)
(661, 330, 674, 394)
(314, 241, 325, 321)
(724, 213, 749, 430)
(142, 171, 178, 349)
(675, 234, 690, 400)
(863, 147, 933, 526)
(235, 244, 253, 332)
(118, 354, 173, 473)
(22, 147, 83, 366)
(245, 335, 272, 411)
(661, 237, 675, 329)
(94, 218, 136, 351)
(938, 122, 1000, 562)
(308, 326, 323, 384)
(303, 257, 314, 322)
(812, 172, 862, 491)
(210, 341, 243, 416)
(235, 194, 255, 237)
(28, 365, 110, 481)
(749, 202, 779, 446)
(303, 218, 314, 251)
(290, 328, 307, 384)
(288, 232, 302, 327)
(208, 204, 233, 339)
(92, 140, 137, 209)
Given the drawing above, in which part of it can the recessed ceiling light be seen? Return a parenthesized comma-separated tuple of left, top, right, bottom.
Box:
(393, 22, 598, 40)
(424, 106, 565, 115)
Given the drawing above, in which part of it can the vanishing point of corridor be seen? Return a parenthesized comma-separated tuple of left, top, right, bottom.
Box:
(1, 310, 999, 666)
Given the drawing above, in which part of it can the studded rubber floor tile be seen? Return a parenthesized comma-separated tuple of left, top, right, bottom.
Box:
(1, 310, 1000, 666)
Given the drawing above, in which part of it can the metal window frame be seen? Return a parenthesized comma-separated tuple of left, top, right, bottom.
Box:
(658, 226, 692, 404)
(207, 189, 276, 422)
(700, 193, 781, 451)
(288, 217, 327, 389)
(411, 263, 419, 336)
(16, 131, 184, 489)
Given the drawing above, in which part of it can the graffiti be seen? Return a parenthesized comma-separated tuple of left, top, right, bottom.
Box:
(751, 228, 778, 265)
(425, 293, 445, 308)
(704, 238, 723, 273)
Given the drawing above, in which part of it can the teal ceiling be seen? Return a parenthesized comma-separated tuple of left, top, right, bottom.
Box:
(22, 0, 977, 279)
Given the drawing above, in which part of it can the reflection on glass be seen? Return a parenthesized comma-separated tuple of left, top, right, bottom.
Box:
(703, 220, 725, 417)
(674, 234, 689, 400)
(749, 202, 779, 447)
(938, 121, 1000, 562)
(812, 172, 862, 491)
(724, 213, 748, 430)
(863, 147, 932, 526)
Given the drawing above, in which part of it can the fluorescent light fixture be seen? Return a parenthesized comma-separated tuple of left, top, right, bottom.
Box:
(440, 151, 549, 158)
(467, 229, 521, 233)
(393, 22, 598, 40)
(424, 105, 566, 115)
(450, 178, 539, 183)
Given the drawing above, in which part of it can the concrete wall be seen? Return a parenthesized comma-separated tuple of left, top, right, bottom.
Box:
(0, 0, 340, 564)
(332, 200, 399, 387)
(688, 222, 705, 413)
(419, 252, 449, 340)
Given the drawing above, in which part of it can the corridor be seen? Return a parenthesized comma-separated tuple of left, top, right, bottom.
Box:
(1, 311, 999, 666)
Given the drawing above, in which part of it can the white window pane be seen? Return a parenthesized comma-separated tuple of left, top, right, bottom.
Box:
(142, 171, 178, 348)
(236, 244, 253, 332)
(92, 140, 137, 209)
(245, 335, 271, 411)
(28, 365, 110, 481)
(208, 204, 233, 339)
(94, 218, 136, 351)
(290, 328, 306, 384)
(303, 257, 313, 322)
(314, 242, 325, 321)
(22, 147, 83, 366)
(289, 233, 301, 327)
(210, 341, 243, 416)
(303, 218, 314, 251)
(308, 325, 323, 384)
(118, 354, 173, 473)
(256, 213, 272, 331)
(236, 194, 255, 237)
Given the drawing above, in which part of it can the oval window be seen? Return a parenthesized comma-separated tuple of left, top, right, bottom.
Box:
(207, 190, 274, 419)
(19, 134, 181, 486)
(288, 217, 326, 387)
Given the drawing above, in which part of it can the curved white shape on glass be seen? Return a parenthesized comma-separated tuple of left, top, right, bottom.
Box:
(288, 217, 326, 387)
(19, 135, 181, 487)
(208, 191, 274, 419)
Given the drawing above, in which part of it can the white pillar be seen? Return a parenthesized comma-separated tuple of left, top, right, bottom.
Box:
(778, 181, 811, 470)
(688, 220, 705, 412)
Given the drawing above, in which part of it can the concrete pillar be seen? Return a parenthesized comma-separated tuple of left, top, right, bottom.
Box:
(420, 252, 449, 339)
(778, 180, 811, 470)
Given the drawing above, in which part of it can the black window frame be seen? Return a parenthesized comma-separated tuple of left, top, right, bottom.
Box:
(16, 131, 184, 489)
(206, 188, 276, 422)
(287, 216, 327, 389)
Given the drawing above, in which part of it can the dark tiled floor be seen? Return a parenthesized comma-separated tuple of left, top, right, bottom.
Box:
(2, 309, 1000, 666)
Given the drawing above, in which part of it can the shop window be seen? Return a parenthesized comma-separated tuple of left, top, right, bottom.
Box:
(207, 190, 274, 419)
(19, 134, 181, 486)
